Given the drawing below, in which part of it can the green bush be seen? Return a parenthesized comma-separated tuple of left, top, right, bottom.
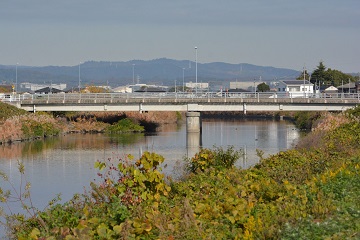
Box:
(106, 118, 144, 133)
(0, 101, 27, 122)
(294, 111, 322, 130)
(186, 146, 242, 173)
(21, 119, 60, 138)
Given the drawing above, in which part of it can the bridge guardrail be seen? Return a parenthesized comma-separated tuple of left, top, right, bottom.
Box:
(2, 92, 360, 105)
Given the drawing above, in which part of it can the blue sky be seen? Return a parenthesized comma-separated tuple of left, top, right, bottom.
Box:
(1, 0, 359, 73)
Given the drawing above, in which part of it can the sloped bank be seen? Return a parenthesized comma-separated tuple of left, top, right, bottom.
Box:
(0, 101, 184, 144)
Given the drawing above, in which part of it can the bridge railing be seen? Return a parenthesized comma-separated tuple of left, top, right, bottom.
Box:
(2, 91, 360, 104)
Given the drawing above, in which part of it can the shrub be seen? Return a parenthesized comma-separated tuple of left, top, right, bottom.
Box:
(186, 146, 242, 173)
(106, 118, 144, 133)
(0, 102, 28, 122)
(294, 111, 322, 130)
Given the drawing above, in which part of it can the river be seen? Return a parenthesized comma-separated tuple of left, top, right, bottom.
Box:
(0, 119, 300, 236)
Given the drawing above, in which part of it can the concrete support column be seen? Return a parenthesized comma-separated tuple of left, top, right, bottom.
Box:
(186, 111, 202, 133)
(186, 111, 202, 158)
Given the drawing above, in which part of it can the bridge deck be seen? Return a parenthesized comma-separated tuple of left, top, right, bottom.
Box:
(3, 92, 360, 112)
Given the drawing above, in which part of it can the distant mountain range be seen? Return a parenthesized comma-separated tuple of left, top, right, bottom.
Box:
(0, 58, 301, 90)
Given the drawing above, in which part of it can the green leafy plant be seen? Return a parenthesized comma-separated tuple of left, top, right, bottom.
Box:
(106, 118, 144, 133)
(186, 146, 242, 173)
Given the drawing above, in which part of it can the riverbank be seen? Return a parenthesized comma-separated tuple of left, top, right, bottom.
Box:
(0, 102, 183, 144)
(1, 106, 359, 239)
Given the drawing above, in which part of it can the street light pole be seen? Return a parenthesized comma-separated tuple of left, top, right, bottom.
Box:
(132, 64, 135, 85)
(175, 79, 177, 93)
(79, 62, 81, 93)
(303, 65, 306, 97)
(182, 68, 185, 92)
(195, 46, 198, 94)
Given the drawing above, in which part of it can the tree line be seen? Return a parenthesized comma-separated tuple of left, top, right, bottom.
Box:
(296, 61, 359, 87)
(255, 61, 359, 92)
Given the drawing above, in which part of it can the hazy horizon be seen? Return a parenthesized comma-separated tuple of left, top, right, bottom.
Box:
(1, 0, 359, 73)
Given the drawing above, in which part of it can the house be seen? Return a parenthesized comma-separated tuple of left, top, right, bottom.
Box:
(185, 82, 209, 91)
(323, 86, 338, 93)
(134, 86, 166, 93)
(277, 80, 314, 98)
(113, 86, 132, 93)
(320, 86, 338, 98)
(34, 87, 63, 94)
(336, 81, 359, 94)
(218, 88, 251, 97)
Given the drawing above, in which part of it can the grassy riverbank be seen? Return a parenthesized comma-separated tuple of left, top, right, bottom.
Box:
(0, 102, 63, 144)
(1, 106, 359, 239)
(0, 102, 182, 144)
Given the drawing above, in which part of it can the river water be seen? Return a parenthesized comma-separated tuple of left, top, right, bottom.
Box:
(0, 119, 300, 236)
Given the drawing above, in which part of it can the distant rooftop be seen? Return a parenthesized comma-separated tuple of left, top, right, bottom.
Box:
(280, 80, 312, 85)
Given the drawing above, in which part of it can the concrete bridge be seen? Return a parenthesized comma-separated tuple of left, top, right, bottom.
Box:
(3, 92, 360, 133)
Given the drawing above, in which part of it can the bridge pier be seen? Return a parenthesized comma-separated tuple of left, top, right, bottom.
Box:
(187, 132, 202, 158)
(186, 111, 202, 133)
(186, 111, 202, 158)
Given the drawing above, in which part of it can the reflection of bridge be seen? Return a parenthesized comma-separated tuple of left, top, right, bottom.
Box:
(3, 92, 359, 158)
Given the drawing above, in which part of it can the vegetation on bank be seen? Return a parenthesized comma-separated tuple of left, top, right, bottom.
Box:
(0, 103, 154, 144)
(293, 111, 323, 130)
(0, 102, 63, 144)
(1, 106, 359, 239)
(0, 101, 28, 122)
(106, 118, 144, 133)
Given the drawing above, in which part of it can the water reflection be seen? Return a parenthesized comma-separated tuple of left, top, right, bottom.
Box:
(0, 120, 300, 209)
(186, 132, 202, 159)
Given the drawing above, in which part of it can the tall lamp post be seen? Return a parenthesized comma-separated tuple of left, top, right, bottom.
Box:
(182, 68, 185, 92)
(195, 46, 198, 94)
(132, 64, 135, 85)
(303, 66, 306, 98)
(175, 79, 177, 93)
(78, 62, 81, 93)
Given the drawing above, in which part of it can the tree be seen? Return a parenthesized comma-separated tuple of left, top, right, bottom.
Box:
(85, 85, 109, 93)
(309, 61, 355, 87)
(296, 69, 310, 81)
(325, 68, 355, 87)
(310, 61, 327, 85)
(257, 82, 270, 92)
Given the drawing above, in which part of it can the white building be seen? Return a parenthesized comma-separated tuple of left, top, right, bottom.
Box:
(277, 80, 314, 98)
(186, 82, 209, 90)
(113, 86, 132, 93)
(20, 82, 67, 91)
